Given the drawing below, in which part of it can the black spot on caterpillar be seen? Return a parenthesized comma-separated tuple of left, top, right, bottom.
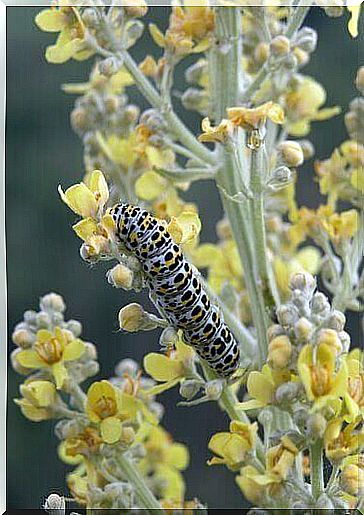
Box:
(110, 203, 240, 378)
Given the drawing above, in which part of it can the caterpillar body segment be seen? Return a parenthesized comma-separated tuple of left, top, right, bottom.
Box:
(110, 203, 240, 377)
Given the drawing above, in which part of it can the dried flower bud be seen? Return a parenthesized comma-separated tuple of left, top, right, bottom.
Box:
(268, 335, 292, 369)
(124, 0, 148, 18)
(40, 293, 65, 313)
(340, 464, 364, 496)
(294, 317, 313, 342)
(12, 328, 34, 348)
(306, 412, 327, 440)
(267, 324, 285, 341)
(289, 272, 316, 297)
(316, 328, 342, 355)
(118, 303, 145, 332)
(36, 310, 51, 328)
(205, 379, 224, 400)
(115, 358, 139, 377)
(277, 141, 304, 167)
(107, 263, 134, 290)
(179, 379, 201, 400)
(66, 319, 82, 337)
(276, 304, 299, 327)
(356, 66, 364, 95)
(270, 35, 290, 56)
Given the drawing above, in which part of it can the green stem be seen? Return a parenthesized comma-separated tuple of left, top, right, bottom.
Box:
(116, 454, 164, 514)
(211, 8, 269, 366)
(310, 439, 324, 501)
(285, 2, 311, 38)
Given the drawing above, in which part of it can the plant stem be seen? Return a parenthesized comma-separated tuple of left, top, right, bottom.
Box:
(310, 439, 324, 501)
(116, 454, 164, 514)
(120, 51, 214, 166)
(211, 7, 269, 366)
(285, 2, 311, 38)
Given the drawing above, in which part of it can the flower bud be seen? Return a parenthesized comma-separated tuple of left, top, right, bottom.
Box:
(115, 358, 139, 377)
(140, 108, 166, 132)
(289, 272, 316, 297)
(124, 0, 148, 18)
(276, 304, 299, 327)
(316, 328, 342, 355)
(311, 292, 330, 315)
(283, 53, 298, 70)
(293, 47, 309, 67)
(52, 312, 64, 326)
(267, 324, 285, 341)
(120, 426, 136, 445)
(185, 59, 207, 85)
(356, 66, 364, 95)
(36, 311, 51, 328)
(82, 7, 99, 27)
(270, 35, 290, 56)
(205, 379, 224, 400)
(40, 293, 66, 313)
(98, 57, 121, 77)
(340, 463, 364, 496)
(66, 319, 82, 337)
(268, 335, 292, 369)
(315, 493, 334, 510)
(268, 166, 293, 190)
(277, 141, 304, 167)
(159, 326, 179, 349)
(107, 263, 134, 290)
(322, 3, 344, 18)
(294, 317, 314, 342)
(118, 303, 158, 332)
(275, 381, 302, 404)
(23, 310, 37, 326)
(298, 139, 315, 160)
(306, 412, 327, 440)
(338, 331, 351, 353)
(294, 27, 317, 53)
(181, 88, 207, 112)
(254, 42, 270, 64)
(12, 328, 34, 348)
(71, 108, 89, 133)
(104, 95, 120, 114)
(179, 379, 201, 400)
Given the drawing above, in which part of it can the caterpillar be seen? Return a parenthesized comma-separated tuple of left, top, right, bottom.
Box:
(109, 203, 240, 378)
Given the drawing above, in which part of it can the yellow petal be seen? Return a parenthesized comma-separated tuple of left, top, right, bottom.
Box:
(72, 218, 99, 242)
(236, 399, 266, 411)
(37, 329, 53, 344)
(347, 4, 362, 38)
(45, 38, 80, 64)
(20, 380, 56, 407)
(58, 183, 98, 218)
(63, 339, 85, 362)
(110, 68, 134, 94)
(167, 212, 201, 245)
(155, 465, 185, 501)
(191, 38, 211, 53)
(85, 170, 109, 208)
(149, 23, 166, 47)
(58, 441, 83, 465)
(100, 417, 122, 444)
(35, 9, 67, 32)
(143, 353, 183, 382)
(16, 349, 46, 369)
(247, 371, 274, 405)
(167, 443, 190, 470)
(144, 377, 181, 395)
(312, 106, 341, 121)
(15, 399, 50, 422)
(135, 171, 167, 201)
(52, 361, 68, 389)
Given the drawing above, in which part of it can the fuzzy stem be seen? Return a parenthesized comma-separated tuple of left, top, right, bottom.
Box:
(115, 454, 164, 514)
(211, 7, 269, 366)
(310, 439, 324, 501)
(285, 2, 312, 38)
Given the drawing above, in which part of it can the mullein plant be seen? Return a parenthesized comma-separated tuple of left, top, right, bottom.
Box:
(10, 1, 364, 512)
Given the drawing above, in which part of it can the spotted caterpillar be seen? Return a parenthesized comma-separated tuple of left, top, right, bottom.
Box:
(110, 203, 240, 377)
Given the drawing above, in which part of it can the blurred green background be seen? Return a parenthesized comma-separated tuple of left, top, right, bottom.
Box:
(6, 6, 362, 509)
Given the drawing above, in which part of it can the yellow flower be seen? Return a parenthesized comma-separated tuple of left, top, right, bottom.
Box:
(59, 426, 103, 465)
(144, 339, 195, 394)
(340, 455, 364, 497)
(268, 335, 292, 370)
(139, 425, 189, 502)
(198, 117, 234, 143)
(298, 343, 348, 410)
(238, 364, 291, 410)
(86, 380, 124, 444)
(15, 327, 85, 389)
(14, 380, 57, 422)
(296, 205, 334, 241)
(324, 416, 364, 462)
(284, 77, 341, 136)
(150, 2, 215, 56)
(59, 170, 109, 220)
(135, 171, 168, 201)
(167, 212, 202, 246)
(208, 421, 258, 470)
(323, 210, 359, 245)
(343, 350, 364, 422)
(236, 465, 265, 505)
(347, 2, 363, 38)
(35, 6, 94, 63)
(227, 102, 285, 130)
(62, 65, 134, 96)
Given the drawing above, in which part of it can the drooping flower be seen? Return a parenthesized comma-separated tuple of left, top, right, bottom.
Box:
(35, 6, 94, 63)
(298, 343, 348, 410)
(198, 117, 234, 143)
(58, 426, 103, 465)
(238, 365, 291, 410)
(227, 102, 285, 131)
(208, 421, 258, 470)
(324, 416, 364, 462)
(15, 327, 85, 389)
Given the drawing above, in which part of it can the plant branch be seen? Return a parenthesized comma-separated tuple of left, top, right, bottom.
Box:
(310, 439, 324, 501)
